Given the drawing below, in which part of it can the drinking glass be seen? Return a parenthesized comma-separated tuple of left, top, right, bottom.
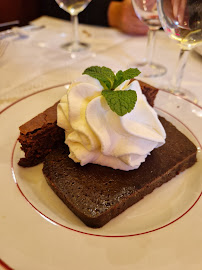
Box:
(157, 0, 202, 99)
(132, 0, 167, 77)
(55, 0, 92, 52)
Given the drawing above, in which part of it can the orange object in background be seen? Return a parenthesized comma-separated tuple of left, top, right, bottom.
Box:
(0, 0, 40, 26)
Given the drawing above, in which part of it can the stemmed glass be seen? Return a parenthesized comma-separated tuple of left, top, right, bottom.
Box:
(55, 0, 92, 52)
(157, 0, 202, 100)
(131, 0, 167, 77)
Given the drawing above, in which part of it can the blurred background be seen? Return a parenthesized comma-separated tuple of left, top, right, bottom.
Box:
(0, 0, 109, 28)
(0, 0, 71, 26)
(0, 0, 40, 26)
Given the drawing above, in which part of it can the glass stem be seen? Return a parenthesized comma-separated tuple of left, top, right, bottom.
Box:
(71, 15, 79, 50)
(170, 49, 190, 93)
(145, 29, 156, 65)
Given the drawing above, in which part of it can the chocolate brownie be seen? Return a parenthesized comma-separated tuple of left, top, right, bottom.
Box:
(18, 81, 158, 167)
(137, 80, 158, 107)
(18, 102, 65, 167)
(43, 117, 197, 228)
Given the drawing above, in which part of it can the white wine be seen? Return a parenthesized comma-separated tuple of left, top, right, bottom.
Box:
(56, 0, 92, 16)
(55, 0, 91, 51)
(157, 0, 202, 50)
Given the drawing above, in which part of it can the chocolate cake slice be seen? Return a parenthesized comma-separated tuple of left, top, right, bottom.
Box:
(18, 81, 158, 167)
(137, 80, 158, 107)
(18, 102, 65, 167)
(43, 117, 197, 228)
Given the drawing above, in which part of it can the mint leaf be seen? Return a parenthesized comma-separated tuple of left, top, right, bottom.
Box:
(102, 90, 137, 116)
(83, 66, 140, 116)
(83, 66, 115, 90)
(113, 68, 141, 89)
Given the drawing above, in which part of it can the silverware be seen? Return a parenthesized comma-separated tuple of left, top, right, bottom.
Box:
(0, 20, 20, 29)
(0, 24, 45, 40)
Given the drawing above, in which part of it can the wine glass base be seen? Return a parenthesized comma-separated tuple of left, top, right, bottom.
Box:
(132, 62, 167, 77)
(61, 41, 89, 52)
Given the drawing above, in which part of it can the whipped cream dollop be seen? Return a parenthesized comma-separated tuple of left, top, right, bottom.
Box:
(57, 75, 166, 171)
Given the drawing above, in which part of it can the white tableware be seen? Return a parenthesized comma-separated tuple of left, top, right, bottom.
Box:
(131, 0, 166, 77)
(55, 0, 92, 52)
(157, 0, 202, 100)
(0, 85, 202, 270)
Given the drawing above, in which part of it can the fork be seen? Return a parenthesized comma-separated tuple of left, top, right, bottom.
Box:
(0, 40, 9, 59)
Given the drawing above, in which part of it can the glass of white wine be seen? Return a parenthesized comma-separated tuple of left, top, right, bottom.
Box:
(55, 0, 92, 52)
(131, 0, 167, 77)
(157, 0, 202, 100)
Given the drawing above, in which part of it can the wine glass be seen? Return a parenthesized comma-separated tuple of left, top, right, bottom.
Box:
(55, 0, 92, 52)
(157, 0, 202, 100)
(131, 0, 167, 77)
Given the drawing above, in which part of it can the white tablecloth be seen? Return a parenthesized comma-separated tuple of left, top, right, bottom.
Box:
(0, 16, 202, 111)
(0, 16, 202, 270)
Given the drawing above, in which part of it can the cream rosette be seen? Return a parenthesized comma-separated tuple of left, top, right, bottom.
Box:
(57, 75, 166, 171)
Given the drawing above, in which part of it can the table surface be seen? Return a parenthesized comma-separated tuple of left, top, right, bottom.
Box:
(0, 16, 202, 270)
(0, 16, 202, 111)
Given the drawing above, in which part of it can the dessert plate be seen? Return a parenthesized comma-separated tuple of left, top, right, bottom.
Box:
(0, 85, 202, 270)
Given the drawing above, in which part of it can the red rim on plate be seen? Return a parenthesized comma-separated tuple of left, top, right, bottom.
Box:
(1, 84, 202, 269)
(2, 84, 200, 237)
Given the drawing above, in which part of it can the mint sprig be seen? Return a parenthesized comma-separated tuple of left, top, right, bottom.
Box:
(102, 90, 137, 116)
(83, 66, 140, 116)
(83, 66, 115, 90)
(113, 68, 141, 89)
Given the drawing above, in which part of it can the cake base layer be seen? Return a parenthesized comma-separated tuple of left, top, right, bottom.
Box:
(42, 117, 197, 228)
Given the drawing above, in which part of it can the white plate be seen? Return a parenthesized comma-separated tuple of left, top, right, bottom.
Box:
(0, 85, 202, 270)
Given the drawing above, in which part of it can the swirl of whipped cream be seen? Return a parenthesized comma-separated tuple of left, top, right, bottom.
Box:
(57, 75, 166, 171)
